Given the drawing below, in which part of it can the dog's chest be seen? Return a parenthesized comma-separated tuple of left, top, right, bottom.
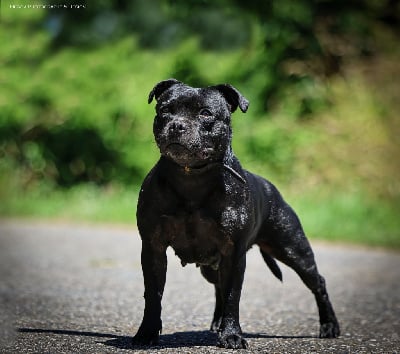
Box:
(161, 210, 233, 269)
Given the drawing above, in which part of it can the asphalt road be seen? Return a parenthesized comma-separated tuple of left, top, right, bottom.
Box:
(0, 221, 399, 353)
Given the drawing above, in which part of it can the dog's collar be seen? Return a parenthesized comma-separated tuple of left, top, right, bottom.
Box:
(182, 163, 246, 184)
(222, 164, 246, 184)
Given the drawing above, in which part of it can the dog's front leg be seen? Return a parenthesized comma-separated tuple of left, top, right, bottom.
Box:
(132, 240, 167, 346)
(217, 250, 248, 349)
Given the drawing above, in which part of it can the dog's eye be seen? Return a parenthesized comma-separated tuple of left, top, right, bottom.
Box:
(160, 106, 170, 115)
(199, 108, 212, 117)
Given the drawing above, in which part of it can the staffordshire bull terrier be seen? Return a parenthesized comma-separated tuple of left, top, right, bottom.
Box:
(132, 79, 340, 349)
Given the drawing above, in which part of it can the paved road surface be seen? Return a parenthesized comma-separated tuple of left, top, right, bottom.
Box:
(0, 221, 399, 353)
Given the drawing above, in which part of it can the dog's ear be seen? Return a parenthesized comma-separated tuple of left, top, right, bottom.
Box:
(210, 84, 249, 113)
(148, 78, 182, 104)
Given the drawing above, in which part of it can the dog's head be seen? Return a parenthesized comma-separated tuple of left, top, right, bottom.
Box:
(148, 79, 249, 168)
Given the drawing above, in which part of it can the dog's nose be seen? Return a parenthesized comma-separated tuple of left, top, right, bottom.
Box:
(168, 121, 187, 134)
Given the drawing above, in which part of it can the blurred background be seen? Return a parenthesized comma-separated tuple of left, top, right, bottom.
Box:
(0, 0, 399, 248)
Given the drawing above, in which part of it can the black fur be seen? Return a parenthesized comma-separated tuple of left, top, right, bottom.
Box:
(133, 79, 340, 349)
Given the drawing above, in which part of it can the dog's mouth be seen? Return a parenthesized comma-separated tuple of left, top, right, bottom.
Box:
(164, 143, 214, 167)
(165, 142, 191, 154)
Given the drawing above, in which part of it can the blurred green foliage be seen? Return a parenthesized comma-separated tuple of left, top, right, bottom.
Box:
(1, 0, 399, 246)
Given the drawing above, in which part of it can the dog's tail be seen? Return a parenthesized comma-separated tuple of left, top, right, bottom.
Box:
(260, 250, 282, 282)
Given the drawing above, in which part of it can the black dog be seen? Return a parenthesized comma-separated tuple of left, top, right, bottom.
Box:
(133, 79, 340, 349)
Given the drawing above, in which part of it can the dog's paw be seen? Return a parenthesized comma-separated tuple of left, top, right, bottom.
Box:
(132, 323, 161, 347)
(320, 321, 340, 338)
(132, 331, 160, 347)
(217, 333, 248, 349)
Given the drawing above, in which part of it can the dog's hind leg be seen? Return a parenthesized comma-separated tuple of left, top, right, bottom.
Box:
(285, 253, 340, 338)
(271, 226, 340, 338)
(262, 201, 340, 338)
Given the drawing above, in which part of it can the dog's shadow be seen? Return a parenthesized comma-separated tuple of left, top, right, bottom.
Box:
(18, 327, 315, 349)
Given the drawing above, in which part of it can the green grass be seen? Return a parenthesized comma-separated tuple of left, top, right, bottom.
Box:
(290, 192, 400, 249)
(1, 182, 399, 249)
(0, 184, 138, 224)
